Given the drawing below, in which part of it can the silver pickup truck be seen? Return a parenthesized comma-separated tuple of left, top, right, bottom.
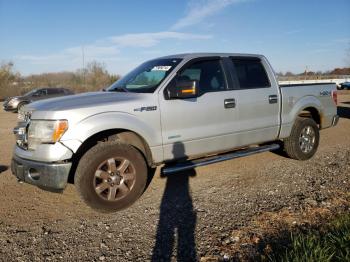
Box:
(11, 53, 339, 212)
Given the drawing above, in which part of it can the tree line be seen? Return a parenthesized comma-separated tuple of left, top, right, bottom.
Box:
(276, 67, 350, 81)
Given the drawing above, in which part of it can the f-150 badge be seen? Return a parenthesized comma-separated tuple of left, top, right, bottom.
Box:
(134, 106, 157, 112)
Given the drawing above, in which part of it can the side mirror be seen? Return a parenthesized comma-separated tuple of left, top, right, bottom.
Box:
(168, 80, 198, 99)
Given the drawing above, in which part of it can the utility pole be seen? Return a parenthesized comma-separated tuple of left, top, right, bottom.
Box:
(305, 65, 308, 80)
(82, 45, 86, 88)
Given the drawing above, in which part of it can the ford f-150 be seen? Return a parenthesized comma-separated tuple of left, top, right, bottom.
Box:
(11, 53, 339, 212)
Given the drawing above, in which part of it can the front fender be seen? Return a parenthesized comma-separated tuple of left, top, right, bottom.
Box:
(60, 112, 162, 152)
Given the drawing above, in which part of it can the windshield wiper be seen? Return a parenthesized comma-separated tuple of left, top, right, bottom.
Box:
(109, 86, 129, 93)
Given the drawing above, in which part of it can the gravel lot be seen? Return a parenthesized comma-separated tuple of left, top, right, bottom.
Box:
(0, 93, 349, 261)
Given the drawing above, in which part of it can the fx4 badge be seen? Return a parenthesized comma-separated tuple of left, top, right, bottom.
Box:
(320, 90, 331, 96)
(134, 106, 157, 112)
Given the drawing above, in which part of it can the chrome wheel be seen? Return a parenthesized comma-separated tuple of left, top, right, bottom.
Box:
(299, 126, 315, 153)
(94, 157, 136, 201)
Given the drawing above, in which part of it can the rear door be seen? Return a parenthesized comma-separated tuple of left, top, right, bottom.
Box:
(225, 56, 280, 146)
(159, 57, 240, 160)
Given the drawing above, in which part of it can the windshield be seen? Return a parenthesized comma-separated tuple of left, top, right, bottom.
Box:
(107, 58, 182, 93)
(24, 89, 38, 96)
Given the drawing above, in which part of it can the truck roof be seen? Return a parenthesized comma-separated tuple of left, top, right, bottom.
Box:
(158, 52, 265, 60)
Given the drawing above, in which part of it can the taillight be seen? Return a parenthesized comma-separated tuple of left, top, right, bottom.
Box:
(332, 90, 337, 105)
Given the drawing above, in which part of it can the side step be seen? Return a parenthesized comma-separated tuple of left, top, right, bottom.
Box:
(161, 143, 280, 175)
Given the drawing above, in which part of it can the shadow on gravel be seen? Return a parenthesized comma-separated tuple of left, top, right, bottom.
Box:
(152, 142, 197, 261)
(0, 165, 8, 174)
(337, 106, 350, 119)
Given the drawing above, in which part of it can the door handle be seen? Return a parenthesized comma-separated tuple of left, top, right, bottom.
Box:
(224, 98, 236, 108)
(268, 95, 278, 104)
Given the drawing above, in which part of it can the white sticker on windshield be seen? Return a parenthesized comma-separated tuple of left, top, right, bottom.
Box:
(151, 66, 172, 71)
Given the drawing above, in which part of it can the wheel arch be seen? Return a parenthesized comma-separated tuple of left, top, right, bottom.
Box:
(298, 106, 321, 127)
(280, 96, 323, 139)
(67, 128, 154, 184)
(17, 100, 29, 111)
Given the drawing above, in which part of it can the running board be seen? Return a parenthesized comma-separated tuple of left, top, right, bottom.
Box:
(161, 143, 280, 175)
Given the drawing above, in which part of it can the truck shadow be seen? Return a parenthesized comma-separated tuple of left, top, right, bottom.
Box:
(337, 106, 350, 119)
(152, 142, 197, 261)
(0, 165, 8, 174)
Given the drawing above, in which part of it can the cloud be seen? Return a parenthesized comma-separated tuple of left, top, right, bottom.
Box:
(285, 29, 303, 35)
(172, 0, 245, 30)
(309, 48, 331, 54)
(110, 31, 211, 47)
(18, 31, 210, 63)
(332, 38, 350, 44)
(17, 44, 120, 66)
(65, 45, 120, 57)
(17, 54, 65, 64)
(15, 31, 212, 74)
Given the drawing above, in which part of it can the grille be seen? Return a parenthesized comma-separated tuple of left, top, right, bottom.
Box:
(16, 110, 31, 150)
(18, 110, 32, 122)
(14, 124, 28, 150)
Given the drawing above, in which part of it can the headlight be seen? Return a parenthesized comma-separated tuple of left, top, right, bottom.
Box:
(8, 98, 18, 105)
(27, 120, 68, 150)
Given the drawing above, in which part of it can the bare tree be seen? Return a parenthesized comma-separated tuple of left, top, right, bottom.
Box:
(0, 62, 21, 99)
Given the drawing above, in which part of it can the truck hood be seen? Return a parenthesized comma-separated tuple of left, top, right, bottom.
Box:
(27, 91, 143, 111)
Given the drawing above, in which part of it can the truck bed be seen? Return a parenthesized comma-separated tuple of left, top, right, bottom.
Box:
(278, 82, 337, 139)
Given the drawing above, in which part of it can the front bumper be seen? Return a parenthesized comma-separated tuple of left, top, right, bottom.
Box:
(3, 102, 17, 112)
(11, 154, 72, 191)
(14, 142, 74, 162)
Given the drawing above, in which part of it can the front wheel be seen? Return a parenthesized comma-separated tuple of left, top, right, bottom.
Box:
(74, 141, 148, 212)
(283, 117, 319, 160)
(17, 102, 28, 113)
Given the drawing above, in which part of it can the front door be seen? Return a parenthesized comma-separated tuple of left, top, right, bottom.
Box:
(159, 58, 240, 161)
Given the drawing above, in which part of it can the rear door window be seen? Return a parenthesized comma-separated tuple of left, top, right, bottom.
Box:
(230, 58, 270, 89)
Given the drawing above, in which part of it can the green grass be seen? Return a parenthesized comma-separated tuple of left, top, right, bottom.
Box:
(269, 214, 350, 262)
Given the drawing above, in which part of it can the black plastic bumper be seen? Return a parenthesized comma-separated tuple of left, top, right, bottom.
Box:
(11, 155, 72, 192)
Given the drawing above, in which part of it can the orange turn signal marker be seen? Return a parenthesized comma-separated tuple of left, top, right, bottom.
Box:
(181, 89, 195, 94)
(52, 120, 68, 142)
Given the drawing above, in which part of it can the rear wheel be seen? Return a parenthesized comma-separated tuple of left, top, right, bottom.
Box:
(75, 141, 148, 212)
(283, 117, 319, 160)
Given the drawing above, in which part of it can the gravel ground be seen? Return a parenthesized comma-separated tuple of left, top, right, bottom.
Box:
(0, 93, 349, 261)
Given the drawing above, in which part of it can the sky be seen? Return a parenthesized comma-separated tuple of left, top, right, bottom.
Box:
(0, 0, 349, 76)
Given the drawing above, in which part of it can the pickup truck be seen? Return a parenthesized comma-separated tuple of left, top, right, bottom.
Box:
(11, 53, 339, 212)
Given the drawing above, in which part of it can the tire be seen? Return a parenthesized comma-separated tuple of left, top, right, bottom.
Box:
(17, 102, 27, 113)
(283, 117, 319, 160)
(74, 141, 148, 212)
